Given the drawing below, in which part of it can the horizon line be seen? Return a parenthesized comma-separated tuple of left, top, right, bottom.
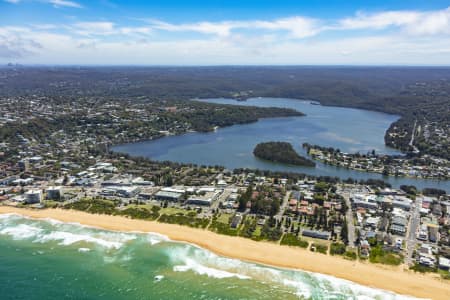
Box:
(3, 64, 450, 68)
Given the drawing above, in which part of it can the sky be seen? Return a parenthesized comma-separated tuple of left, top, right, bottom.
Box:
(1, 0, 450, 65)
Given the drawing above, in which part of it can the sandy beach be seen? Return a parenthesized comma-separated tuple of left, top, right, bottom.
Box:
(1, 206, 448, 300)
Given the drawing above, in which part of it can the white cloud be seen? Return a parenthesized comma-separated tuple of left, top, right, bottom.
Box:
(0, 26, 42, 58)
(1, 7, 450, 65)
(3, 0, 82, 8)
(339, 11, 420, 30)
(47, 0, 82, 8)
(32, 24, 59, 30)
(148, 16, 320, 39)
(410, 7, 450, 35)
(73, 22, 116, 35)
(3, 24, 450, 65)
(70, 22, 152, 36)
(149, 20, 236, 37)
(247, 17, 320, 38)
(338, 7, 450, 35)
(119, 27, 152, 35)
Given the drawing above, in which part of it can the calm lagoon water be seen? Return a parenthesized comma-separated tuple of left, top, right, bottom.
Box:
(0, 214, 419, 300)
(112, 98, 449, 191)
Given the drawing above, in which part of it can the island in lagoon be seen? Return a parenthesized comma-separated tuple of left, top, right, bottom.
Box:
(253, 142, 316, 167)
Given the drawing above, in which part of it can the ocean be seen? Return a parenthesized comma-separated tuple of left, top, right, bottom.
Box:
(0, 213, 418, 300)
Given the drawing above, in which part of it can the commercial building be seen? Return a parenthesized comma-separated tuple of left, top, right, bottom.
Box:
(25, 190, 43, 204)
(100, 186, 141, 198)
(390, 215, 407, 236)
(392, 196, 412, 211)
(186, 191, 220, 206)
(154, 189, 184, 201)
(351, 194, 379, 210)
(46, 186, 63, 200)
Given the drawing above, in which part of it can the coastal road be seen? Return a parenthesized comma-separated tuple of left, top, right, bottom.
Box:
(406, 196, 422, 265)
(339, 189, 356, 248)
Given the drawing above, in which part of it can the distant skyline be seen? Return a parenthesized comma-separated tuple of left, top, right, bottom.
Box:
(1, 0, 450, 65)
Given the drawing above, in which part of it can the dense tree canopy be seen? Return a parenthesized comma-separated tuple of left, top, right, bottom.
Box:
(253, 142, 315, 167)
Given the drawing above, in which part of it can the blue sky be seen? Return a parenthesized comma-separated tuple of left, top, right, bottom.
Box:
(1, 0, 450, 65)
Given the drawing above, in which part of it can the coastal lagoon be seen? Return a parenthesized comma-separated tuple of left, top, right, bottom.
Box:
(113, 98, 449, 191)
(0, 213, 419, 300)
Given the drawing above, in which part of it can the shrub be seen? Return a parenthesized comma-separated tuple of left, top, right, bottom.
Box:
(369, 245, 402, 265)
(158, 213, 209, 228)
(311, 243, 328, 254)
(209, 219, 238, 236)
(280, 233, 308, 248)
(119, 207, 159, 220)
(330, 242, 346, 255)
(343, 251, 357, 260)
(410, 263, 436, 273)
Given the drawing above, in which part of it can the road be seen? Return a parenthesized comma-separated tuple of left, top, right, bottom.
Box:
(406, 196, 422, 265)
(211, 188, 232, 211)
(275, 191, 291, 220)
(343, 192, 356, 248)
(409, 120, 420, 153)
(409, 120, 417, 147)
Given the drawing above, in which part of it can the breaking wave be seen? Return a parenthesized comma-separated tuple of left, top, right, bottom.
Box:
(0, 213, 423, 300)
(165, 236, 422, 299)
(0, 213, 137, 250)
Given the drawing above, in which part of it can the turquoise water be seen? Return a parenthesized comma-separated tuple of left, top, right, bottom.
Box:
(0, 213, 418, 300)
(112, 98, 449, 191)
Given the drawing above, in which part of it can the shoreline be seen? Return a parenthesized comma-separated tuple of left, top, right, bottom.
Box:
(1, 206, 449, 299)
(111, 98, 450, 192)
(311, 158, 449, 180)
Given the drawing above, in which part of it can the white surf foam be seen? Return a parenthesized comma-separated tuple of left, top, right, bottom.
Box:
(35, 230, 137, 249)
(78, 247, 91, 253)
(0, 213, 21, 220)
(0, 213, 137, 250)
(147, 232, 169, 245)
(0, 213, 424, 299)
(169, 246, 251, 280)
(309, 272, 423, 300)
(166, 243, 423, 300)
(0, 223, 43, 240)
(281, 278, 312, 299)
(173, 257, 250, 279)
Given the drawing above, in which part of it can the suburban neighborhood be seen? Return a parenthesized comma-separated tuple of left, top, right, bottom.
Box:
(2, 153, 449, 278)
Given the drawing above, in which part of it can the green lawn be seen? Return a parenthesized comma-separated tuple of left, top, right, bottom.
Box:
(159, 207, 189, 216)
(369, 245, 403, 265)
(280, 233, 308, 248)
(253, 225, 262, 237)
(216, 213, 232, 223)
(209, 214, 238, 236)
